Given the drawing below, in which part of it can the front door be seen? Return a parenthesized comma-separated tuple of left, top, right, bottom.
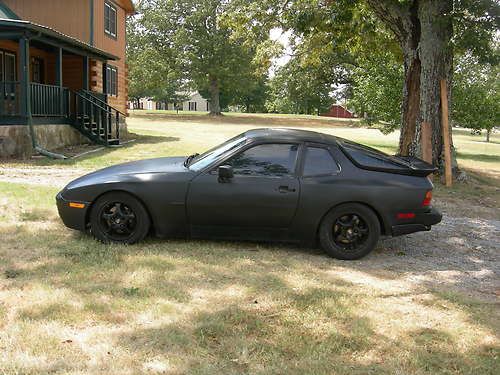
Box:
(187, 143, 301, 238)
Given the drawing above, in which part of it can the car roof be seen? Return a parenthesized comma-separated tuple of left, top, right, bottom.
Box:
(244, 128, 338, 145)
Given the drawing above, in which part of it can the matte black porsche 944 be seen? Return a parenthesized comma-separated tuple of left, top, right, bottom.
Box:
(57, 128, 442, 260)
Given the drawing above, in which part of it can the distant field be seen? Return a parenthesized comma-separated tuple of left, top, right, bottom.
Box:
(130, 110, 359, 126)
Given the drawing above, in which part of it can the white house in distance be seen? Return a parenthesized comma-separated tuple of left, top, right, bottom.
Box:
(129, 92, 210, 112)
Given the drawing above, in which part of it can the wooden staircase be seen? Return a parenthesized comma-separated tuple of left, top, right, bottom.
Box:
(72, 90, 124, 146)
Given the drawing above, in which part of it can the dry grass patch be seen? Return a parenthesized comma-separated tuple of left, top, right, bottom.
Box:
(0, 179, 498, 374)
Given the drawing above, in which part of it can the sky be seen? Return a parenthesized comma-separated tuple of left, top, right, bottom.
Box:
(269, 27, 293, 76)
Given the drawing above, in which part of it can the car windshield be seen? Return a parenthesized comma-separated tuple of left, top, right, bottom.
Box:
(188, 134, 247, 171)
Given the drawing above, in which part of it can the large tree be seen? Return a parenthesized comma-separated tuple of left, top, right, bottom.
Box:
(365, 0, 498, 169)
(236, 0, 498, 172)
(127, 4, 185, 105)
(135, 0, 276, 115)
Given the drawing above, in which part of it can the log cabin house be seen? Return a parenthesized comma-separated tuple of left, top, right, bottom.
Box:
(0, 0, 135, 158)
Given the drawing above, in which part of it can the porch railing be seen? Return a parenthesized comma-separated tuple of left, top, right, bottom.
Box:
(0, 81, 21, 116)
(0, 81, 69, 117)
(30, 83, 70, 117)
(73, 91, 120, 146)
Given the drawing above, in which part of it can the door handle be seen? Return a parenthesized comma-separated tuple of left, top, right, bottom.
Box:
(278, 185, 296, 193)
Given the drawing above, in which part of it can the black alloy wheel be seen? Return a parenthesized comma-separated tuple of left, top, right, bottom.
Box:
(90, 192, 150, 244)
(99, 202, 137, 241)
(319, 203, 380, 260)
(332, 214, 369, 251)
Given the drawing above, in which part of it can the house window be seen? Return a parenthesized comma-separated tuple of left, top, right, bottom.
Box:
(104, 1, 117, 38)
(105, 65, 118, 96)
(188, 102, 197, 111)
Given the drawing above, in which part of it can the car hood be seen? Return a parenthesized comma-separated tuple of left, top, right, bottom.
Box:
(65, 156, 188, 190)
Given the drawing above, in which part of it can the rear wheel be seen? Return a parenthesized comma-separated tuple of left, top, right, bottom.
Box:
(90, 192, 150, 244)
(319, 203, 380, 260)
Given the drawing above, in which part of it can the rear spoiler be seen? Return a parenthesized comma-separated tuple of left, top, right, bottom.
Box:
(394, 156, 438, 177)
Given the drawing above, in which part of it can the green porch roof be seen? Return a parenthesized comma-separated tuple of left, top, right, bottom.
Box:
(0, 18, 119, 61)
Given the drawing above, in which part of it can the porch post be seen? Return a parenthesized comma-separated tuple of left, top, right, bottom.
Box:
(56, 47, 63, 114)
(19, 36, 30, 118)
(83, 56, 89, 91)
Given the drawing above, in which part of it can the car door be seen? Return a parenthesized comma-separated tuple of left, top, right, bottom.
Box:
(187, 142, 301, 237)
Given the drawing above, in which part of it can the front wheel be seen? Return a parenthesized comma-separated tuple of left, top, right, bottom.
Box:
(319, 203, 380, 260)
(90, 192, 150, 244)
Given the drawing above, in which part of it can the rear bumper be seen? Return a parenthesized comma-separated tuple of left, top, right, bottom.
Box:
(56, 192, 90, 231)
(391, 207, 442, 237)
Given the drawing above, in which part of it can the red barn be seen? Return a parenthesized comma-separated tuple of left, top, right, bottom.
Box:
(322, 104, 355, 119)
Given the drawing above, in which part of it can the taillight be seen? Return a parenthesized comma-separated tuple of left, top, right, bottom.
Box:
(397, 213, 416, 219)
(422, 191, 432, 207)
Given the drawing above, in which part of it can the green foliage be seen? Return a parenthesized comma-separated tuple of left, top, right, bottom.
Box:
(348, 51, 404, 133)
(452, 0, 500, 65)
(265, 1, 402, 119)
(128, 0, 278, 113)
(128, 0, 499, 126)
(452, 54, 499, 139)
(126, 10, 184, 102)
(267, 59, 334, 115)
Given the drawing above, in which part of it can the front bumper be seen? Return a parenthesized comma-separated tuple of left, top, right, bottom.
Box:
(391, 207, 442, 237)
(56, 192, 91, 231)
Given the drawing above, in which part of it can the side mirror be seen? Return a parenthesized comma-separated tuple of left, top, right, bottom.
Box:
(218, 165, 233, 182)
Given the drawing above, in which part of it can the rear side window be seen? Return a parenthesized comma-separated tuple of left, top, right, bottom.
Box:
(338, 139, 407, 170)
(302, 147, 340, 177)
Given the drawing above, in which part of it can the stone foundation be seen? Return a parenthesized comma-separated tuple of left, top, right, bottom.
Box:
(0, 122, 128, 158)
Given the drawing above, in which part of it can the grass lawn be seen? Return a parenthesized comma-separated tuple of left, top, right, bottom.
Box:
(0, 113, 499, 374)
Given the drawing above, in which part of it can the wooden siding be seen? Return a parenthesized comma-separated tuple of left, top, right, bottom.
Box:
(3, 0, 91, 43)
(92, 0, 129, 114)
(93, 0, 126, 58)
(106, 59, 128, 114)
(90, 59, 104, 93)
(2, 0, 130, 115)
(62, 55, 84, 92)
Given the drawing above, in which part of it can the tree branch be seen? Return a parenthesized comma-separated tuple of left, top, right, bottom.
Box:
(365, 0, 414, 43)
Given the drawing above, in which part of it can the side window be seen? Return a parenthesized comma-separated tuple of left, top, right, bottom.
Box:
(226, 143, 298, 177)
(302, 147, 340, 177)
(105, 65, 118, 96)
(104, 1, 117, 38)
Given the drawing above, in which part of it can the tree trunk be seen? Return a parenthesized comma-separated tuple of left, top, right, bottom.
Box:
(209, 76, 221, 116)
(486, 128, 491, 142)
(416, 0, 454, 170)
(398, 1, 421, 156)
(367, 0, 456, 173)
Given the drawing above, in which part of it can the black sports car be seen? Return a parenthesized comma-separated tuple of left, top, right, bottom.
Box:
(57, 128, 442, 260)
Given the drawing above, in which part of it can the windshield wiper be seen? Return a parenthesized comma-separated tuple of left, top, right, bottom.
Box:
(184, 153, 200, 167)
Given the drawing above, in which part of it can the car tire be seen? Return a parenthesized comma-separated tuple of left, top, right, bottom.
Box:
(319, 203, 380, 260)
(89, 192, 150, 244)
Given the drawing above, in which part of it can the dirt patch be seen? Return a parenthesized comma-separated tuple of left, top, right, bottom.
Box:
(0, 166, 87, 188)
